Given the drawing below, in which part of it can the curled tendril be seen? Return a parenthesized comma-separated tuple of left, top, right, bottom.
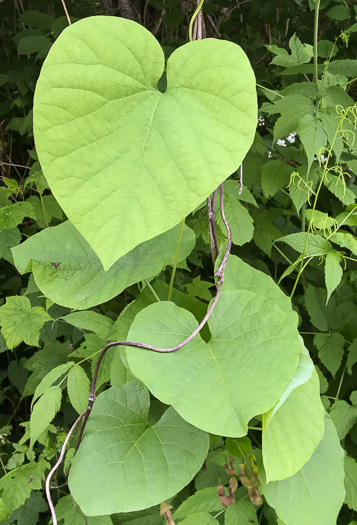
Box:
(287, 171, 316, 205)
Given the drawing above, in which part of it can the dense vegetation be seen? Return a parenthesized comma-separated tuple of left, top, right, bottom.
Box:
(0, 0, 357, 523)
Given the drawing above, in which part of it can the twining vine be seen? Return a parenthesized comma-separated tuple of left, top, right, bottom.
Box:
(45, 4, 234, 523)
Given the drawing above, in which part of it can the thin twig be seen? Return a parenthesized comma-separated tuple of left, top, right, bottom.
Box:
(60, 0, 72, 25)
(46, 411, 86, 525)
(207, 189, 219, 263)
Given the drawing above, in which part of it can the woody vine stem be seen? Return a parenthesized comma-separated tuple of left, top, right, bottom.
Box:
(45, 2, 236, 523)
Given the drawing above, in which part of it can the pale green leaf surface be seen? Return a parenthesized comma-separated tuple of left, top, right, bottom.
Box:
(344, 456, 357, 511)
(12, 220, 195, 310)
(0, 295, 51, 349)
(325, 252, 343, 303)
(34, 16, 257, 270)
(224, 500, 258, 524)
(126, 256, 300, 436)
(60, 311, 114, 338)
(67, 365, 90, 414)
(178, 513, 219, 525)
(68, 383, 209, 515)
(262, 416, 345, 525)
(174, 487, 222, 518)
(30, 386, 62, 447)
(262, 343, 324, 482)
(314, 332, 345, 377)
(277, 232, 332, 257)
(329, 400, 357, 440)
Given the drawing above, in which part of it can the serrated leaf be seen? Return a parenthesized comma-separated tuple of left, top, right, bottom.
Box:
(325, 175, 356, 206)
(262, 415, 345, 525)
(34, 16, 257, 270)
(277, 232, 332, 257)
(30, 386, 62, 447)
(126, 255, 300, 436)
(270, 34, 313, 68)
(329, 400, 357, 440)
(32, 362, 74, 409)
(60, 311, 114, 339)
(314, 332, 345, 377)
(330, 231, 357, 255)
(69, 383, 209, 515)
(328, 60, 357, 78)
(325, 252, 343, 303)
(288, 166, 319, 213)
(263, 343, 324, 482)
(0, 296, 52, 349)
(261, 160, 292, 198)
(304, 285, 335, 332)
(67, 365, 90, 414)
(344, 456, 357, 511)
(6, 492, 47, 525)
(0, 460, 48, 516)
(225, 500, 258, 524)
(347, 339, 357, 374)
(179, 513, 219, 525)
(174, 487, 222, 519)
(216, 184, 254, 246)
(296, 115, 327, 172)
(12, 220, 195, 310)
(0, 201, 35, 231)
(0, 228, 21, 264)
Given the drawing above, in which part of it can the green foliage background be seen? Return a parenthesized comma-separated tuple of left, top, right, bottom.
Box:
(0, 0, 357, 523)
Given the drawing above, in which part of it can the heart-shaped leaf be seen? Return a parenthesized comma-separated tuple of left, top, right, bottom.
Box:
(33, 16, 257, 270)
(68, 383, 208, 515)
(12, 220, 194, 309)
(125, 256, 300, 436)
(262, 415, 345, 525)
(262, 341, 324, 482)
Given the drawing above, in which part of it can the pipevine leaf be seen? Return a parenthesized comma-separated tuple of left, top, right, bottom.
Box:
(12, 220, 195, 310)
(329, 400, 357, 440)
(344, 456, 357, 511)
(262, 342, 324, 482)
(0, 296, 52, 349)
(126, 255, 300, 436)
(224, 500, 258, 524)
(262, 416, 345, 525)
(33, 16, 257, 270)
(68, 383, 209, 515)
(67, 365, 90, 414)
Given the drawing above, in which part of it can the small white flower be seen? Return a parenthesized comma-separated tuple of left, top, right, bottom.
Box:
(276, 139, 286, 147)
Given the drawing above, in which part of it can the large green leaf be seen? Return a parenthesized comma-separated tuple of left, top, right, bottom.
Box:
(126, 256, 300, 436)
(262, 416, 345, 525)
(12, 220, 195, 310)
(68, 383, 208, 515)
(262, 342, 324, 482)
(33, 16, 257, 270)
